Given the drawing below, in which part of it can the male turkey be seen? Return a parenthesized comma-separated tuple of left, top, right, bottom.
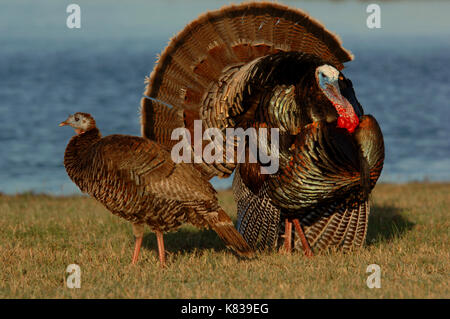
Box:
(140, 2, 384, 254)
(60, 112, 253, 266)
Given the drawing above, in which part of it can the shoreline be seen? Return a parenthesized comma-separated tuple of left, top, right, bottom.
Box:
(1, 181, 450, 197)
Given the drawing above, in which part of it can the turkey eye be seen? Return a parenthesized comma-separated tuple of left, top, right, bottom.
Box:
(339, 75, 344, 81)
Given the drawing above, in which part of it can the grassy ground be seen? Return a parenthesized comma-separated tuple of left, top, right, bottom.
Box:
(0, 183, 448, 298)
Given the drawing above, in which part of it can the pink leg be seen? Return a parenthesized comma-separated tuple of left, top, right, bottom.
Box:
(131, 223, 145, 264)
(155, 230, 166, 267)
(292, 219, 313, 258)
(282, 218, 292, 253)
(132, 236, 143, 264)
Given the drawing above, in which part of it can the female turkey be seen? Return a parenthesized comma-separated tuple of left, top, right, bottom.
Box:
(60, 112, 253, 266)
(140, 2, 384, 254)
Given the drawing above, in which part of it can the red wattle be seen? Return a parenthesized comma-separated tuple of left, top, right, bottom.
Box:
(331, 101, 360, 133)
(337, 114, 359, 133)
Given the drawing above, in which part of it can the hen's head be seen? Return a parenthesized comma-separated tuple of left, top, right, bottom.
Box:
(315, 65, 363, 133)
(59, 112, 96, 134)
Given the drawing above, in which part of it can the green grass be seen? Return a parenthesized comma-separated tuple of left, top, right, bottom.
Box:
(0, 183, 449, 298)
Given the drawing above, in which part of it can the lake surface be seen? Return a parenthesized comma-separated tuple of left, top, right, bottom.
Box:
(1, 0, 449, 194)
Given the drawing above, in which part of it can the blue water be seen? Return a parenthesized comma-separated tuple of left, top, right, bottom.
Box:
(1, 0, 449, 194)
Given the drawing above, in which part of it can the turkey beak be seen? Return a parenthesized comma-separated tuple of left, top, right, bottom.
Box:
(59, 115, 73, 127)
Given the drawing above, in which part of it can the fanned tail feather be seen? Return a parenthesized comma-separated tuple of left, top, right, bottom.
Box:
(141, 2, 353, 178)
(140, 98, 184, 148)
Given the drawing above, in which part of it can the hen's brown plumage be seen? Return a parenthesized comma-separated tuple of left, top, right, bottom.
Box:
(140, 2, 384, 254)
(61, 113, 253, 265)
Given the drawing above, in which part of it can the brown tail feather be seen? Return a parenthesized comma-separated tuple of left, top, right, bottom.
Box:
(206, 209, 254, 258)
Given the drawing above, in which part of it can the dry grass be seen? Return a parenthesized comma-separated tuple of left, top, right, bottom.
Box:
(0, 183, 448, 298)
